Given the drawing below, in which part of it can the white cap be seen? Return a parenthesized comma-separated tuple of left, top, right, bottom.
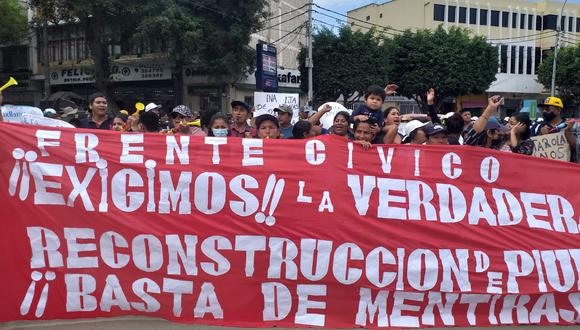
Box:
(145, 102, 161, 112)
(402, 120, 428, 143)
(44, 108, 56, 115)
(443, 112, 455, 119)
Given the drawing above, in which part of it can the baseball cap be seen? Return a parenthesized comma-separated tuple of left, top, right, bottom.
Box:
(171, 105, 192, 117)
(43, 108, 57, 117)
(255, 114, 279, 129)
(402, 120, 428, 143)
(423, 123, 448, 137)
(231, 100, 250, 112)
(145, 102, 161, 112)
(274, 105, 293, 114)
(485, 117, 509, 132)
(539, 96, 563, 109)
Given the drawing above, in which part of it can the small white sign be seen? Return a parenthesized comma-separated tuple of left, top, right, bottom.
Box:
(1, 105, 43, 123)
(317, 102, 352, 129)
(254, 92, 299, 123)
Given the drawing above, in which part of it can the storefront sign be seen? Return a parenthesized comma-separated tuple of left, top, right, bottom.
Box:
(50, 62, 172, 85)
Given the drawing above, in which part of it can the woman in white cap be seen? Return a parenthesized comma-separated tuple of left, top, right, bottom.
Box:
(401, 120, 428, 145)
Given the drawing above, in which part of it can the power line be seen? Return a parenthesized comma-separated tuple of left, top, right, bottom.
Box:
(256, 10, 311, 32)
(271, 22, 307, 44)
(314, 3, 405, 33)
(486, 30, 555, 41)
(313, 10, 398, 37)
(488, 33, 558, 45)
(313, 18, 341, 30)
(278, 25, 305, 53)
(264, 3, 309, 22)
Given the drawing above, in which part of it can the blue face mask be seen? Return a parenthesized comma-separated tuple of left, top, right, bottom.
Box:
(212, 128, 228, 137)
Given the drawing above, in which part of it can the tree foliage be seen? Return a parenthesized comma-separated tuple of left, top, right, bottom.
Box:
(537, 45, 580, 109)
(298, 26, 390, 107)
(29, 0, 267, 105)
(29, 0, 144, 110)
(136, 0, 268, 102)
(0, 0, 28, 45)
(387, 26, 498, 111)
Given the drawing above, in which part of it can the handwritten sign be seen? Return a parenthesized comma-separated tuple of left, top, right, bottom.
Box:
(254, 92, 299, 123)
(1, 105, 43, 123)
(530, 131, 571, 162)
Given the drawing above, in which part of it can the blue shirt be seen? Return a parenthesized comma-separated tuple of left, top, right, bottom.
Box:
(280, 125, 294, 139)
(351, 104, 384, 127)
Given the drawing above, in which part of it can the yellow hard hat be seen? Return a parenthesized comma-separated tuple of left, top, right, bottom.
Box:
(539, 96, 563, 109)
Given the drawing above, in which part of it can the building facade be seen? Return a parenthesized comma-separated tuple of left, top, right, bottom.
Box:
(184, 0, 308, 113)
(1, 0, 307, 113)
(347, 0, 580, 115)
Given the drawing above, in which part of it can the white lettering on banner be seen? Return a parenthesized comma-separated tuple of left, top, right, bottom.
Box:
(21, 226, 580, 325)
(15, 151, 579, 234)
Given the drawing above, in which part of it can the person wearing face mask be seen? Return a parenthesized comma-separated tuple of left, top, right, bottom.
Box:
(531, 97, 566, 137)
(208, 113, 229, 137)
(464, 95, 510, 150)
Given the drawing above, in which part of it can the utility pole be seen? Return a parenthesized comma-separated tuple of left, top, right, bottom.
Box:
(551, 0, 568, 96)
(306, 0, 314, 106)
(42, 21, 51, 98)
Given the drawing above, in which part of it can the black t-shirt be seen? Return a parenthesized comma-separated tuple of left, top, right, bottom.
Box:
(80, 116, 114, 130)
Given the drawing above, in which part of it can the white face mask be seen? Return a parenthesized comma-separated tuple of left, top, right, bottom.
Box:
(212, 128, 228, 137)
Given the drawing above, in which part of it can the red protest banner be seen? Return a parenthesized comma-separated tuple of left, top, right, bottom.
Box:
(0, 122, 579, 328)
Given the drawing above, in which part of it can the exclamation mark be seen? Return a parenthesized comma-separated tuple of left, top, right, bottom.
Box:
(255, 175, 285, 226)
(34, 271, 55, 318)
(9, 148, 25, 196)
(20, 271, 42, 316)
(19, 151, 37, 201)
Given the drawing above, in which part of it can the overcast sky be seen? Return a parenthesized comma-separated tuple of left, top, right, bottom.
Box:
(314, 0, 580, 31)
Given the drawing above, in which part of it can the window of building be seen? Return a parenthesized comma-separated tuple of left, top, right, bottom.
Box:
(502, 12, 509, 27)
(469, 8, 477, 24)
(536, 16, 542, 31)
(244, 96, 254, 107)
(459, 7, 467, 23)
(510, 45, 516, 74)
(380, 13, 383, 18)
(366, 15, 370, 21)
(500, 45, 508, 73)
(560, 16, 567, 30)
(528, 14, 534, 30)
(543, 15, 557, 30)
(512, 13, 518, 28)
(518, 46, 524, 74)
(448, 6, 456, 22)
(1, 46, 28, 72)
(491, 10, 500, 26)
(569, 18, 573, 32)
(526, 47, 533, 74)
(520, 13, 525, 29)
(535, 47, 542, 73)
(434, 4, 445, 22)
(577, 18, 580, 32)
(480, 9, 488, 25)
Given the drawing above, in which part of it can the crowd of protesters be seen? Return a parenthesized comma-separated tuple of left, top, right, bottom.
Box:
(0, 85, 579, 162)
